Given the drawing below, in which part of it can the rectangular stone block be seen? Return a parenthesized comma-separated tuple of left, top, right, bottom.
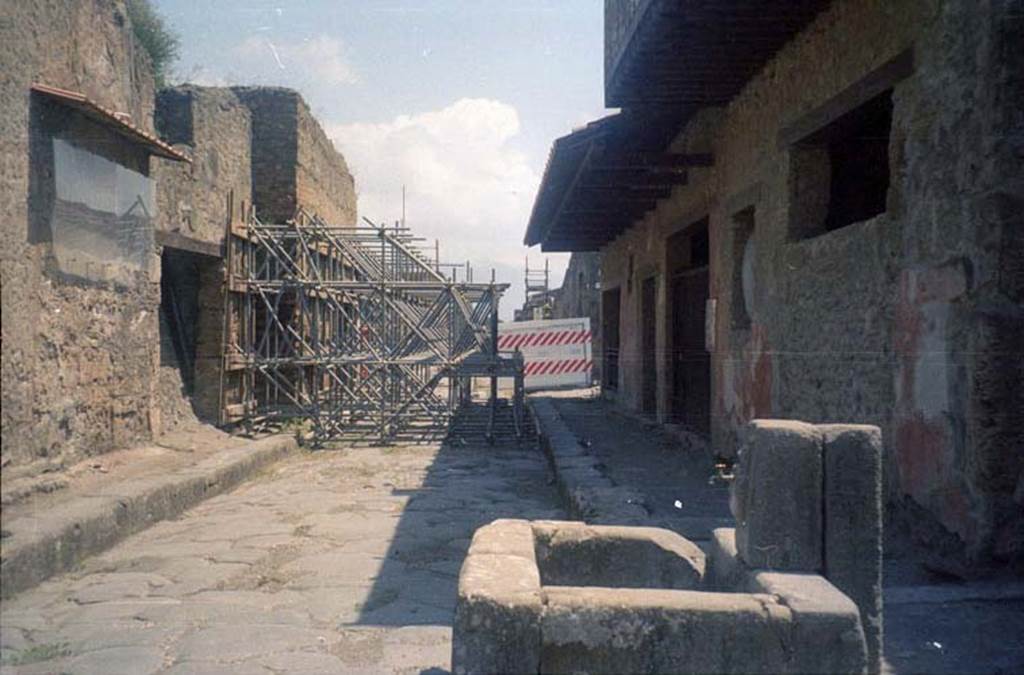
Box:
(541, 586, 792, 674)
(733, 419, 823, 571)
(452, 553, 542, 675)
(748, 571, 867, 674)
(820, 424, 883, 672)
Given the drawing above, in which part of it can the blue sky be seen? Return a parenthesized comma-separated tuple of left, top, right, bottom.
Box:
(158, 1, 607, 316)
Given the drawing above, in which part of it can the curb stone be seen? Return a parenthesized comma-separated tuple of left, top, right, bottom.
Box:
(530, 398, 648, 523)
(0, 435, 298, 599)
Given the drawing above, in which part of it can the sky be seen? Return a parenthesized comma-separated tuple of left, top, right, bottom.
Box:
(157, 0, 607, 318)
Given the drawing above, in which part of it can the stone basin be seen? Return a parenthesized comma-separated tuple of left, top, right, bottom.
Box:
(452, 519, 867, 674)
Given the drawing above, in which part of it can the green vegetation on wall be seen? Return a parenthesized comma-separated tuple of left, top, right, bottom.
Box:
(126, 0, 179, 87)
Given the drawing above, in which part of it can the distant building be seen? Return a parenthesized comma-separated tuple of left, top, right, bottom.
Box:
(525, 0, 1023, 568)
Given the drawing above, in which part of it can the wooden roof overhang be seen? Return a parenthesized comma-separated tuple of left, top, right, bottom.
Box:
(31, 83, 190, 162)
(524, 111, 712, 252)
(606, 0, 832, 108)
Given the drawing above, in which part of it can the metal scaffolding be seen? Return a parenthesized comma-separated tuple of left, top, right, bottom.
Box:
(221, 207, 524, 445)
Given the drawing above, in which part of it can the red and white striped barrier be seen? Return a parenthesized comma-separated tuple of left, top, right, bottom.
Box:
(497, 329, 592, 350)
(523, 359, 593, 376)
(499, 317, 592, 390)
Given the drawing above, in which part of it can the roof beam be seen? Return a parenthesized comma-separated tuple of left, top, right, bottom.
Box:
(576, 185, 673, 199)
(593, 152, 713, 170)
(581, 171, 687, 188)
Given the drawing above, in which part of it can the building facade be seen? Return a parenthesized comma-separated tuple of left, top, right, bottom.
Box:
(1, 1, 357, 481)
(525, 0, 1023, 568)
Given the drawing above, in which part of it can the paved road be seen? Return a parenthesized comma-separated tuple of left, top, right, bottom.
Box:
(0, 440, 562, 674)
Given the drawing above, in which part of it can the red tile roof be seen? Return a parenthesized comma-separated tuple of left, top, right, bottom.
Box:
(31, 83, 190, 162)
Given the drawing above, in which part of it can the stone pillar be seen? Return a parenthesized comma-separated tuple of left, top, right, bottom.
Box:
(820, 424, 883, 672)
(732, 419, 824, 571)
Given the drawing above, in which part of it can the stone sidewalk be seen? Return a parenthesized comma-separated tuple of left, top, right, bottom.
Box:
(534, 391, 733, 543)
(0, 439, 562, 673)
(1, 428, 297, 599)
(534, 391, 1024, 675)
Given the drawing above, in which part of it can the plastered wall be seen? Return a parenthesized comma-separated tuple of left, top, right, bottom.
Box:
(599, 0, 1023, 565)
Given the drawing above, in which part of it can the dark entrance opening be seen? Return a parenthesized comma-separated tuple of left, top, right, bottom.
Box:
(641, 276, 657, 415)
(160, 246, 222, 422)
(601, 288, 621, 391)
(667, 219, 711, 435)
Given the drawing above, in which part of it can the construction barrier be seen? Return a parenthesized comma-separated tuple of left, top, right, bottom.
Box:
(498, 317, 592, 390)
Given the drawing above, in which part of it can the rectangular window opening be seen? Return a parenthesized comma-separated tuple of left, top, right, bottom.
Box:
(790, 89, 893, 239)
(667, 217, 710, 275)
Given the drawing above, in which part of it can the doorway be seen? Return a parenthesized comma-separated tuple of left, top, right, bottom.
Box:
(641, 276, 657, 415)
(160, 247, 222, 422)
(601, 288, 621, 391)
(667, 220, 711, 435)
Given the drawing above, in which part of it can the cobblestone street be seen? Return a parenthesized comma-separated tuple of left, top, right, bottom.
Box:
(0, 441, 562, 674)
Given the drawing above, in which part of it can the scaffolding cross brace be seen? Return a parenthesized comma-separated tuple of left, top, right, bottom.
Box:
(221, 207, 525, 445)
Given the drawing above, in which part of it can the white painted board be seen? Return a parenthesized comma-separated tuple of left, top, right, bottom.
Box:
(498, 317, 592, 391)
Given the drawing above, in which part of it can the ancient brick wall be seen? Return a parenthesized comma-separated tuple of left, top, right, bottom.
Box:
(231, 87, 298, 223)
(295, 97, 357, 226)
(599, 0, 1023, 565)
(0, 0, 164, 475)
(232, 87, 356, 225)
(155, 86, 252, 245)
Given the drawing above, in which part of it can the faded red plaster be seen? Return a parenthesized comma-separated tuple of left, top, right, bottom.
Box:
(719, 323, 773, 434)
(893, 262, 973, 542)
(895, 413, 972, 540)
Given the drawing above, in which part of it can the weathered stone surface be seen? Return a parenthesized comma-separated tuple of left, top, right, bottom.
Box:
(820, 423, 883, 672)
(452, 553, 543, 675)
(706, 527, 749, 591)
(532, 520, 705, 590)
(1, 440, 563, 673)
(593, 0, 1024, 569)
(749, 571, 867, 675)
(0, 436, 296, 598)
(467, 518, 536, 559)
(231, 87, 356, 226)
(733, 419, 823, 571)
(154, 86, 251, 246)
(540, 586, 792, 675)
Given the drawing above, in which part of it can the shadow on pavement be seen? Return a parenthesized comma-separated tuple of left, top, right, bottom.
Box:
(354, 436, 563, 627)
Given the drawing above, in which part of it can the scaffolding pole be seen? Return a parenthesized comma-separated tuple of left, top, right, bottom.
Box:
(222, 207, 524, 445)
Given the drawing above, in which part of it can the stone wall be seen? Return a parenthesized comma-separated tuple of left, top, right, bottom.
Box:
(155, 86, 252, 244)
(0, 0, 164, 474)
(598, 0, 1024, 566)
(553, 252, 602, 381)
(232, 87, 356, 225)
(295, 96, 357, 226)
(0, 6, 360, 479)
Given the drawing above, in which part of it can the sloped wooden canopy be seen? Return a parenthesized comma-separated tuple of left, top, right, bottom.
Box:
(606, 0, 831, 107)
(524, 110, 711, 252)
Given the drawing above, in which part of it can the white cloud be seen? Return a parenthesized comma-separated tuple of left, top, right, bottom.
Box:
(178, 34, 358, 89)
(329, 98, 568, 317)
